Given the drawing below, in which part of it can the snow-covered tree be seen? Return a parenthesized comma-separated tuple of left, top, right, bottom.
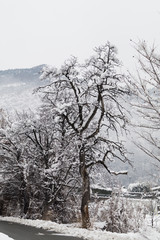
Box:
(39, 42, 130, 228)
(0, 111, 79, 221)
(20, 109, 79, 221)
(0, 114, 30, 216)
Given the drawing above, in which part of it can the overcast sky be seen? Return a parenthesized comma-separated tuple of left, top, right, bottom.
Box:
(0, 0, 160, 70)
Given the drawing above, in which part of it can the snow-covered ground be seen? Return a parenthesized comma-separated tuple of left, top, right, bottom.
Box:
(0, 233, 14, 240)
(0, 216, 159, 240)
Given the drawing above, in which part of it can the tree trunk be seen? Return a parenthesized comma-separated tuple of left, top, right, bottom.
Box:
(79, 145, 90, 228)
(20, 174, 29, 215)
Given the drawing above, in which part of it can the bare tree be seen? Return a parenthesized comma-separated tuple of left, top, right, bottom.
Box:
(131, 40, 160, 166)
(39, 42, 130, 228)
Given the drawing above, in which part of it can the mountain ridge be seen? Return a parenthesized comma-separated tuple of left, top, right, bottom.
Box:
(0, 64, 46, 84)
(0, 64, 47, 113)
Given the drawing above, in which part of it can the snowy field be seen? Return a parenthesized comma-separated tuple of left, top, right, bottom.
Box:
(0, 216, 159, 240)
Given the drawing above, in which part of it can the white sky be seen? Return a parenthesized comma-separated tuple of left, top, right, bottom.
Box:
(0, 0, 160, 70)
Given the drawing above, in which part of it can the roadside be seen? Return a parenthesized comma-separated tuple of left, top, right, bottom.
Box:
(0, 232, 13, 240)
(0, 216, 159, 240)
(0, 220, 82, 240)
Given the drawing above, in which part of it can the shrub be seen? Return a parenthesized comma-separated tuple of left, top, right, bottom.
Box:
(90, 193, 146, 233)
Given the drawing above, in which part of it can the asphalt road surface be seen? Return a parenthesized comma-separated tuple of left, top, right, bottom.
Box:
(0, 221, 83, 240)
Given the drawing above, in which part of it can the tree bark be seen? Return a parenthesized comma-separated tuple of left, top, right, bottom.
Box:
(79, 145, 90, 228)
(19, 174, 30, 215)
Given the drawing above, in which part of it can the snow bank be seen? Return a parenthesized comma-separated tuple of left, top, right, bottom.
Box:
(0, 233, 13, 240)
(0, 216, 159, 240)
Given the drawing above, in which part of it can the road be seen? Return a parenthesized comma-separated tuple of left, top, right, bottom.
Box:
(0, 221, 83, 240)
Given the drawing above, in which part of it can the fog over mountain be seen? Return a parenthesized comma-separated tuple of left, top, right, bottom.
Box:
(0, 65, 158, 187)
(0, 65, 46, 113)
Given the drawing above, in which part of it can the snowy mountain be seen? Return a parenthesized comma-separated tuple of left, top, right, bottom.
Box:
(0, 65, 46, 113)
(0, 65, 45, 84)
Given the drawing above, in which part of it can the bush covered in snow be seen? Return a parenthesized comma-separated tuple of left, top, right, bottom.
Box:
(90, 193, 147, 233)
(128, 182, 151, 193)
